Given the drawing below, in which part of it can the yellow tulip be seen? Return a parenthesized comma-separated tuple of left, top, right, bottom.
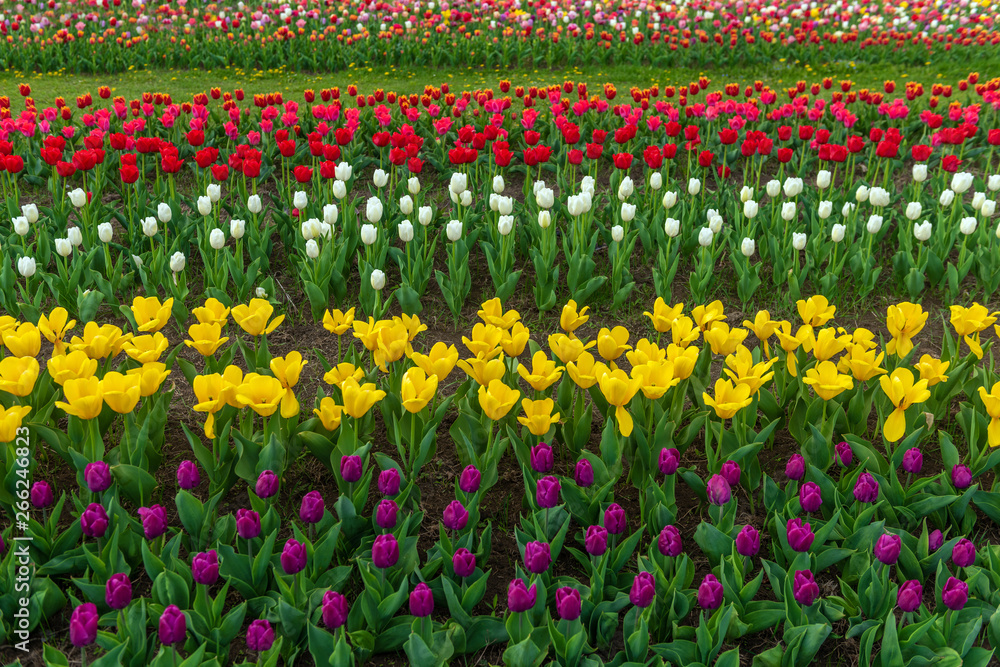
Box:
(373, 320, 410, 371)
(55, 377, 104, 420)
(38, 307, 76, 355)
(667, 344, 699, 380)
(797, 295, 836, 328)
(0, 316, 16, 338)
(692, 301, 725, 332)
(627, 339, 666, 367)
(47, 350, 98, 385)
(548, 333, 594, 364)
(704, 323, 748, 356)
(127, 363, 171, 397)
(340, 376, 387, 419)
(394, 314, 428, 342)
(457, 356, 506, 386)
(915, 355, 949, 387)
(0, 357, 39, 397)
(811, 328, 851, 362)
(633, 361, 679, 400)
(323, 362, 365, 387)
(270, 351, 307, 418)
(124, 332, 170, 364)
(596, 367, 642, 436)
(409, 343, 459, 382)
(184, 323, 229, 357)
(702, 378, 753, 420)
(462, 323, 504, 360)
(879, 368, 931, 443)
(478, 379, 521, 421)
(100, 371, 142, 414)
(566, 352, 600, 389)
(0, 405, 31, 442)
(517, 350, 563, 392)
(193, 373, 225, 438)
(723, 346, 775, 395)
(192, 297, 231, 326)
(236, 373, 287, 417)
(846, 327, 878, 352)
(803, 361, 854, 401)
(596, 326, 632, 362)
(2, 322, 41, 358)
(886, 302, 927, 358)
(977, 382, 1000, 447)
(352, 317, 385, 351)
(313, 397, 344, 431)
(478, 298, 521, 329)
(774, 321, 806, 377)
(518, 398, 560, 436)
(950, 304, 998, 359)
(643, 298, 684, 333)
(401, 367, 438, 413)
(742, 311, 780, 357)
(670, 316, 701, 348)
(69, 322, 132, 360)
(131, 296, 173, 333)
(232, 298, 284, 336)
(560, 300, 589, 336)
(837, 345, 887, 382)
(501, 322, 530, 357)
(220, 365, 245, 408)
(322, 307, 355, 335)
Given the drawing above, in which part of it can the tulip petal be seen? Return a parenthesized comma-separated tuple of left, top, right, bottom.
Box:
(615, 405, 634, 437)
(884, 408, 906, 443)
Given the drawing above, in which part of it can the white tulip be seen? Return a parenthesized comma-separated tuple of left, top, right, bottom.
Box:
(687, 178, 701, 196)
(818, 201, 833, 219)
(21, 204, 38, 224)
(905, 202, 922, 220)
(842, 202, 856, 217)
(399, 195, 413, 216)
(533, 180, 546, 195)
(460, 191, 473, 207)
(739, 186, 753, 203)
(741, 238, 755, 258)
(366, 197, 383, 224)
(197, 196, 213, 216)
(230, 219, 246, 239)
(301, 219, 318, 241)
(335, 162, 352, 181)
(449, 173, 467, 195)
(489, 194, 500, 212)
(293, 191, 308, 210)
(709, 215, 723, 234)
(210, 228, 225, 249)
(255, 287, 267, 298)
(662, 191, 678, 209)
(781, 202, 797, 221)
(951, 172, 973, 194)
(792, 233, 807, 250)
(535, 188, 554, 209)
(621, 203, 636, 222)
(989, 175, 1000, 192)
(743, 200, 759, 219)
(12, 217, 28, 236)
(766, 180, 781, 198)
(611, 225, 624, 243)
(493, 175, 505, 194)
(68, 188, 87, 208)
(369, 269, 386, 291)
(912, 164, 927, 182)
(418, 206, 433, 226)
(498, 196, 513, 216)
(913, 221, 932, 241)
(866, 214, 883, 234)
(649, 173, 662, 191)
(158, 202, 172, 223)
(581, 176, 596, 195)
(960, 217, 977, 235)
(831, 224, 846, 243)
(170, 252, 186, 273)
(361, 223, 378, 245)
(98, 222, 113, 243)
(498, 216, 514, 236)
(332, 180, 347, 200)
(664, 218, 680, 238)
(566, 195, 584, 217)
(816, 170, 832, 189)
(306, 239, 319, 258)
(698, 227, 714, 247)
(131, 255, 143, 268)
(446, 220, 463, 241)
(67, 227, 83, 247)
(372, 169, 388, 188)
(939, 189, 955, 207)
(142, 217, 158, 237)
(783, 178, 803, 197)
(617, 176, 634, 200)
(972, 192, 986, 211)
(869, 187, 890, 208)
(55, 238, 72, 257)
(408, 177, 421, 195)
(247, 195, 262, 213)
(206, 183, 221, 203)
(318, 222, 332, 240)
(17, 256, 36, 278)
(538, 210, 551, 229)
(323, 204, 339, 226)
(855, 185, 870, 203)
(398, 220, 414, 242)
(982, 200, 996, 217)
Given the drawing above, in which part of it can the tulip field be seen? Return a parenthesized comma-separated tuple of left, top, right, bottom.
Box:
(5, 1, 1000, 666)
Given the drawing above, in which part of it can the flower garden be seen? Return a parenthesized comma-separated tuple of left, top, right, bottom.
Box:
(3, 1, 1000, 666)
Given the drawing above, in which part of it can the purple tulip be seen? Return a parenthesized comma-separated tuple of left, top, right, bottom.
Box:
(799, 482, 822, 513)
(697, 573, 724, 610)
(897, 580, 923, 612)
(585, 525, 608, 556)
(707, 474, 732, 505)
(874, 533, 902, 565)
(105, 573, 132, 610)
(575, 460, 594, 488)
(853, 472, 879, 503)
(340, 455, 363, 483)
(736, 525, 760, 557)
(192, 550, 220, 585)
(246, 619, 275, 652)
(376, 499, 398, 530)
(952, 539, 976, 567)
(280, 538, 307, 575)
(442, 500, 469, 531)
(378, 468, 401, 496)
(137, 505, 168, 540)
(459, 465, 481, 493)
(928, 529, 944, 551)
(786, 518, 814, 553)
(80, 503, 109, 538)
(176, 461, 200, 490)
(629, 571, 655, 608)
(901, 448, 923, 475)
(556, 587, 582, 620)
(792, 570, 819, 606)
(236, 509, 261, 540)
(604, 503, 626, 535)
(835, 441, 853, 467)
(941, 577, 968, 611)
(507, 578, 537, 613)
(659, 448, 680, 475)
(453, 548, 476, 578)
(299, 491, 325, 524)
(530, 442, 554, 473)
(523, 541, 552, 574)
(409, 582, 434, 617)
(951, 465, 972, 489)
(69, 603, 99, 647)
(372, 534, 399, 569)
(720, 461, 741, 487)
(30, 481, 53, 509)
(785, 454, 805, 481)
(159, 605, 187, 645)
(321, 590, 349, 629)
(84, 461, 112, 493)
(658, 525, 683, 557)
(255, 470, 279, 498)
(536, 476, 561, 509)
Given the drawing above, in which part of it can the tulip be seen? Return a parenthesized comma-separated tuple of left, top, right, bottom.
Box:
(105, 573, 132, 610)
(236, 509, 261, 540)
(137, 505, 167, 540)
(929, 530, 944, 551)
(319, 590, 350, 630)
(781, 201, 796, 221)
(69, 603, 99, 647)
(703, 378, 752, 420)
(787, 518, 814, 552)
(197, 196, 213, 216)
(245, 619, 274, 652)
(176, 461, 200, 490)
(740, 237, 755, 257)
(332, 180, 347, 199)
(536, 476, 561, 509)
(799, 482, 822, 512)
(12, 216, 29, 237)
(854, 472, 879, 502)
(418, 206, 433, 226)
(80, 503, 109, 538)
(68, 188, 88, 208)
(169, 252, 186, 273)
(659, 448, 680, 475)
(247, 195, 262, 213)
(523, 541, 552, 574)
(983, 201, 996, 217)
(894, 580, 922, 613)
(17, 256, 37, 278)
(452, 548, 476, 578)
(707, 474, 731, 505)
(785, 454, 805, 480)
(446, 219, 463, 241)
(256, 470, 279, 499)
(584, 524, 608, 556)
(736, 525, 760, 557)
(159, 605, 187, 645)
(952, 539, 976, 567)
(339, 455, 363, 484)
(792, 570, 819, 606)
(401, 367, 437, 413)
(508, 578, 537, 613)
(280, 538, 307, 575)
(941, 577, 968, 611)
(192, 550, 219, 585)
(792, 233, 807, 250)
(442, 500, 469, 531)
(720, 461, 741, 487)
(575, 460, 594, 487)
(831, 223, 845, 243)
(688, 178, 701, 195)
(55, 238, 73, 257)
(900, 447, 923, 474)
(697, 574, 723, 610)
(409, 582, 434, 617)
(299, 490, 325, 524)
(232, 299, 284, 336)
(951, 172, 973, 194)
(378, 469, 401, 496)
(27, 480, 52, 510)
(459, 465, 481, 493)
(630, 571, 655, 608)
(604, 503, 626, 534)
(990, 175, 1000, 192)
(874, 533, 902, 565)
(879, 368, 930, 442)
(84, 461, 112, 493)
(372, 534, 399, 569)
(698, 227, 714, 246)
(555, 587, 582, 621)
(835, 442, 853, 467)
(912, 164, 928, 182)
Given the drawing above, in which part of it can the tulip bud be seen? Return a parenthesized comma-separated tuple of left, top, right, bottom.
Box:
(332, 180, 347, 199)
(740, 185, 753, 203)
(983, 200, 996, 217)
(960, 217, 977, 235)
(649, 172, 663, 190)
(662, 190, 677, 209)
(912, 163, 927, 182)
(783, 178, 803, 197)
(630, 571, 656, 608)
(170, 252, 186, 273)
(68, 188, 88, 208)
(459, 465, 481, 493)
(70, 603, 99, 648)
(176, 461, 200, 489)
(498, 215, 514, 236)
(818, 200, 833, 219)
(781, 201, 796, 221)
(536, 210, 550, 229)
(321, 591, 349, 629)
(786, 454, 805, 480)
(142, 217, 158, 238)
(191, 550, 220, 585)
(395, 196, 414, 218)
(375, 499, 398, 529)
(866, 214, 883, 234)
(524, 540, 552, 574)
(939, 189, 955, 207)
(897, 580, 923, 612)
(493, 175, 505, 193)
(236, 509, 261, 539)
(972, 192, 986, 211)
(21, 203, 38, 224)
(138, 504, 168, 540)
(536, 187, 554, 209)
(305, 239, 319, 258)
(366, 197, 383, 223)
(831, 223, 846, 243)
(67, 226, 83, 247)
(158, 202, 174, 224)
(229, 219, 246, 240)
(16, 256, 36, 278)
(902, 447, 923, 474)
(706, 474, 731, 505)
(575, 460, 594, 487)
(247, 195, 262, 213)
(446, 219, 463, 241)
(854, 472, 880, 502)
(452, 548, 476, 578)
(869, 187, 890, 207)
(246, 619, 275, 652)
(255, 287, 267, 298)
(530, 442, 553, 473)
(360, 223, 377, 246)
(55, 238, 72, 257)
(370, 269, 386, 291)
(398, 220, 414, 242)
(372, 168, 388, 188)
(743, 200, 758, 219)
(951, 464, 972, 489)
(105, 573, 133, 610)
(658, 525, 683, 556)
(740, 237, 755, 258)
(611, 225, 624, 243)
(620, 202, 636, 222)
(687, 178, 701, 195)
(951, 172, 973, 194)
(697, 574, 723, 610)
(792, 570, 820, 606)
(407, 177, 420, 195)
(617, 176, 634, 201)
(736, 525, 760, 556)
(855, 185, 870, 203)
(30, 481, 53, 509)
(698, 227, 714, 247)
(12, 216, 29, 236)
(321, 204, 338, 226)
(197, 196, 213, 216)
(335, 162, 352, 181)
(709, 213, 723, 234)
(766, 179, 781, 198)
(989, 175, 1000, 192)
(418, 206, 433, 227)
(929, 529, 944, 551)
(664, 217, 680, 238)
(210, 228, 225, 250)
(449, 172, 468, 195)
(952, 538, 976, 567)
(816, 170, 831, 189)
(97, 222, 114, 243)
(874, 533, 902, 565)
